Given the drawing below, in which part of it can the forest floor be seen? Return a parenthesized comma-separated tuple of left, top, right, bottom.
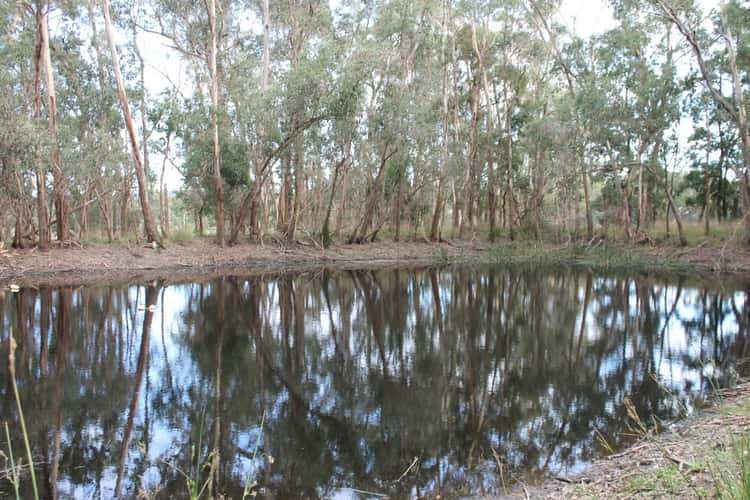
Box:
(518, 382, 750, 499)
(1, 236, 750, 286)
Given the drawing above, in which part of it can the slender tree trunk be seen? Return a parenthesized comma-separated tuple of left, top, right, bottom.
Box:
(705, 126, 712, 237)
(643, 158, 686, 246)
(429, 0, 450, 242)
(582, 164, 593, 240)
(39, 0, 68, 242)
(208, 0, 225, 246)
(505, 88, 516, 241)
(288, 131, 304, 242)
(472, 22, 496, 242)
(33, 0, 50, 249)
(321, 158, 345, 246)
(349, 143, 396, 244)
(459, 80, 479, 238)
(94, 187, 114, 242)
(101, 0, 162, 246)
(159, 135, 171, 237)
(335, 163, 349, 236)
(248, 0, 271, 240)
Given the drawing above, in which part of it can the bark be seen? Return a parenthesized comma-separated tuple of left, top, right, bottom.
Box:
(643, 158, 687, 246)
(208, 0, 225, 246)
(705, 126, 712, 237)
(228, 114, 328, 244)
(248, 0, 271, 239)
(101, 0, 162, 247)
(349, 143, 397, 244)
(159, 134, 171, 237)
(505, 88, 517, 241)
(472, 22, 497, 241)
(335, 162, 349, 236)
(459, 80, 480, 238)
(33, 0, 50, 249)
(582, 163, 594, 240)
(39, 0, 68, 242)
(93, 187, 114, 242)
(429, 0, 450, 242)
(321, 157, 346, 246)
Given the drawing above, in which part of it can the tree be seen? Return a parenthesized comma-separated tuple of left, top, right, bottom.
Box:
(101, 0, 162, 246)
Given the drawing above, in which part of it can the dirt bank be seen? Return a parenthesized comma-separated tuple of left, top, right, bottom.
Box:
(2, 238, 750, 288)
(520, 383, 750, 499)
(0, 239, 484, 287)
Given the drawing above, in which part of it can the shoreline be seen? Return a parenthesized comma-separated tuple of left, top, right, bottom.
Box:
(2, 238, 750, 287)
(0, 239, 484, 287)
(524, 382, 750, 499)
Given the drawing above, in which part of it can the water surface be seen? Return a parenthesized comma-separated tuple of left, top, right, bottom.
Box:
(1, 265, 748, 498)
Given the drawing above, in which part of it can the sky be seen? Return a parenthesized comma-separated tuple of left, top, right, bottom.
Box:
(559, 0, 617, 38)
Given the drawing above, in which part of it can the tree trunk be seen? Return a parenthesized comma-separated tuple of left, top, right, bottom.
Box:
(643, 160, 686, 246)
(33, 0, 50, 249)
(94, 187, 114, 243)
(429, 0, 450, 242)
(208, 0, 225, 246)
(159, 134, 171, 237)
(582, 166, 593, 240)
(472, 22, 496, 242)
(101, 0, 162, 247)
(349, 143, 396, 244)
(321, 157, 345, 247)
(459, 80, 479, 238)
(39, 0, 68, 242)
(704, 126, 712, 237)
(506, 89, 516, 241)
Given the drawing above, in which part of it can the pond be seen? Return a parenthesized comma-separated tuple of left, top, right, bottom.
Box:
(1, 265, 748, 498)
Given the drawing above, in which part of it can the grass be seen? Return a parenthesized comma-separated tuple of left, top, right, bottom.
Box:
(3, 330, 39, 500)
(482, 241, 694, 274)
(168, 226, 198, 245)
(566, 381, 750, 499)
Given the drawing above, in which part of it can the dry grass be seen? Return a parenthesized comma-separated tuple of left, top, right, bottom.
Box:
(526, 383, 750, 499)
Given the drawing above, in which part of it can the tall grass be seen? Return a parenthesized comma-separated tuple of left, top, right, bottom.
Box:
(5, 330, 39, 500)
(714, 437, 750, 500)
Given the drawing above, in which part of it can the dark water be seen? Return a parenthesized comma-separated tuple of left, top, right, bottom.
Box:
(1, 265, 748, 498)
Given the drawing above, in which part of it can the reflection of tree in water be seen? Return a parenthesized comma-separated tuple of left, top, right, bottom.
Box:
(0, 267, 748, 497)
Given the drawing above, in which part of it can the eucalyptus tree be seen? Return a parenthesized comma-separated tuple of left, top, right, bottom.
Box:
(648, 0, 750, 243)
(36, 0, 69, 243)
(101, 0, 163, 246)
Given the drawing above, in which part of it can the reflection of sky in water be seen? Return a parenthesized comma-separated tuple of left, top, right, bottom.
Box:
(1, 266, 748, 498)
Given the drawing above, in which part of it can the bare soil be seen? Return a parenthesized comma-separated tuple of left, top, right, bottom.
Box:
(516, 383, 750, 499)
(0, 239, 484, 287)
(2, 238, 750, 287)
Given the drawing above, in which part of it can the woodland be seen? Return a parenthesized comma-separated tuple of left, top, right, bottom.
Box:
(1, 0, 749, 252)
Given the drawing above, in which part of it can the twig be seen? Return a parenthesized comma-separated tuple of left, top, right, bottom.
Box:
(490, 447, 508, 495)
(607, 442, 649, 459)
(395, 456, 419, 482)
